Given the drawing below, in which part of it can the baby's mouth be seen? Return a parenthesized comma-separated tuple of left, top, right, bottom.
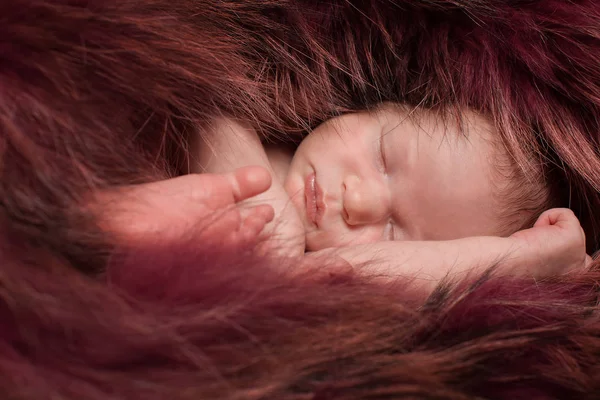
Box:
(304, 172, 325, 227)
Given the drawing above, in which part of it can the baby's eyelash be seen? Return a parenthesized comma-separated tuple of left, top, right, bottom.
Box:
(378, 134, 388, 172)
(385, 220, 396, 241)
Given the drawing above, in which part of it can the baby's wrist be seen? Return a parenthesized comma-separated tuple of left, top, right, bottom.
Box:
(499, 236, 537, 273)
(501, 234, 565, 276)
(446, 236, 530, 276)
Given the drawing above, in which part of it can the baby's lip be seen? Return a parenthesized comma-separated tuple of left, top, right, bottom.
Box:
(304, 172, 326, 227)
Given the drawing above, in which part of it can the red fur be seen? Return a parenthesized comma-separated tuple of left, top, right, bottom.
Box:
(1, 0, 600, 399)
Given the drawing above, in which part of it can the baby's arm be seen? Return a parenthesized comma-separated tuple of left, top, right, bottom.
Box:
(313, 237, 518, 286)
(189, 118, 305, 256)
(311, 209, 590, 288)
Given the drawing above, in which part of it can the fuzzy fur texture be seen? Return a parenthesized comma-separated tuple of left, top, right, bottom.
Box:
(1, 0, 600, 399)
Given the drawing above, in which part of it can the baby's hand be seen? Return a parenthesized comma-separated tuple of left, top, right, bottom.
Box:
(509, 208, 592, 276)
(91, 166, 275, 248)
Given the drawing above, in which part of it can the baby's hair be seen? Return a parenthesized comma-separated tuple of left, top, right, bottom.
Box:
(491, 151, 554, 235)
(457, 110, 557, 236)
(490, 124, 582, 237)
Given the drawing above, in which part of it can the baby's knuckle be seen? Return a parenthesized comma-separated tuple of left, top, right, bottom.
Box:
(560, 208, 577, 218)
(189, 174, 225, 199)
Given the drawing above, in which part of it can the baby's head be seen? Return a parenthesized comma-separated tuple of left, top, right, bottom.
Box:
(284, 103, 552, 251)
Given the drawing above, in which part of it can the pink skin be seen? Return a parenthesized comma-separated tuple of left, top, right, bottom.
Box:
(93, 166, 275, 247)
(93, 111, 591, 286)
(510, 208, 592, 274)
(285, 104, 511, 251)
(305, 207, 591, 287)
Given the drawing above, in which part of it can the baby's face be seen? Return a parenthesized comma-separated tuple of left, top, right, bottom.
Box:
(284, 104, 510, 251)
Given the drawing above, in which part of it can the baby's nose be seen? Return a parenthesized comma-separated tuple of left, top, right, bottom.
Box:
(342, 175, 390, 226)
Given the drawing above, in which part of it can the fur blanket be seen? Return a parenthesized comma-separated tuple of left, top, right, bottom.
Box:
(1, 0, 600, 398)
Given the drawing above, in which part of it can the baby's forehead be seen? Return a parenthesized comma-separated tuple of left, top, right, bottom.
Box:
(369, 104, 503, 155)
(374, 103, 494, 134)
(376, 105, 520, 201)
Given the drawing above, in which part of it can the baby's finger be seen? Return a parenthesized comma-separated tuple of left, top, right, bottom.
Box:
(241, 211, 272, 239)
(243, 204, 275, 223)
(199, 207, 243, 242)
(228, 204, 275, 247)
(227, 166, 272, 203)
(533, 208, 580, 230)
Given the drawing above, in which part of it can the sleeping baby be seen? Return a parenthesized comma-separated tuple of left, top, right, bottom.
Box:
(188, 103, 591, 283)
(96, 103, 591, 285)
